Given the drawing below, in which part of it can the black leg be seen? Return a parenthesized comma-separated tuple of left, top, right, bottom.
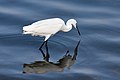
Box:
(39, 41, 46, 50)
(39, 47, 45, 58)
(39, 41, 46, 60)
(45, 40, 50, 62)
(39, 40, 50, 62)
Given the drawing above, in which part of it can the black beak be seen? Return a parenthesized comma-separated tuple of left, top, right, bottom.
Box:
(76, 26, 81, 36)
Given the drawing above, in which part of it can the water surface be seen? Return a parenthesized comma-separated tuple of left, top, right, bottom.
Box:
(0, 0, 120, 80)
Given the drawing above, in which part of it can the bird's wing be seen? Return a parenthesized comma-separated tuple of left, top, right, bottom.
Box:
(31, 18, 63, 28)
(34, 23, 63, 34)
(30, 18, 64, 34)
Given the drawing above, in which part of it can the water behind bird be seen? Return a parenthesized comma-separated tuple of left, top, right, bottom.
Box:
(0, 0, 120, 80)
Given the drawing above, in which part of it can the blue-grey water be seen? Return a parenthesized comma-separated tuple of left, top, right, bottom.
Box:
(0, 0, 120, 80)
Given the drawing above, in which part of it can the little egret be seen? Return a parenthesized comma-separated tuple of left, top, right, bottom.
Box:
(23, 18, 80, 49)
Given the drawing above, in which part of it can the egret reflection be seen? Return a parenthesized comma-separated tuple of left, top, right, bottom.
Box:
(23, 40, 80, 74)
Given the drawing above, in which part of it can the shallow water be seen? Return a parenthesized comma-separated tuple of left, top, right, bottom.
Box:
(0, 0, 120, 80)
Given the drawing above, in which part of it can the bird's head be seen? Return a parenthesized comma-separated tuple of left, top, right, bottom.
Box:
(69, 19, 77, 28)
(68, 19, 80, 36)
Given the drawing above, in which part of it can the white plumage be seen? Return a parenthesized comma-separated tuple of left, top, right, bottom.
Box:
(23, 18, 80, 41)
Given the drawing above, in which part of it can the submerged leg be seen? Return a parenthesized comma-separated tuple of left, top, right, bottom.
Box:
(39, 41, 46, 50)
(39, 40, 50, 62)
(45, 40, 50, 62)
(39, 47, 45, 59)
(39, 41, 47, 60)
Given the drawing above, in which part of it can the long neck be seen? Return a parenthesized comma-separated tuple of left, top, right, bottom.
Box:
(61, 21, 72, 32)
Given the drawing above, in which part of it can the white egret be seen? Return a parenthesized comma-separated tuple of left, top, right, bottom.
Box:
(23, 18, 80, 49)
